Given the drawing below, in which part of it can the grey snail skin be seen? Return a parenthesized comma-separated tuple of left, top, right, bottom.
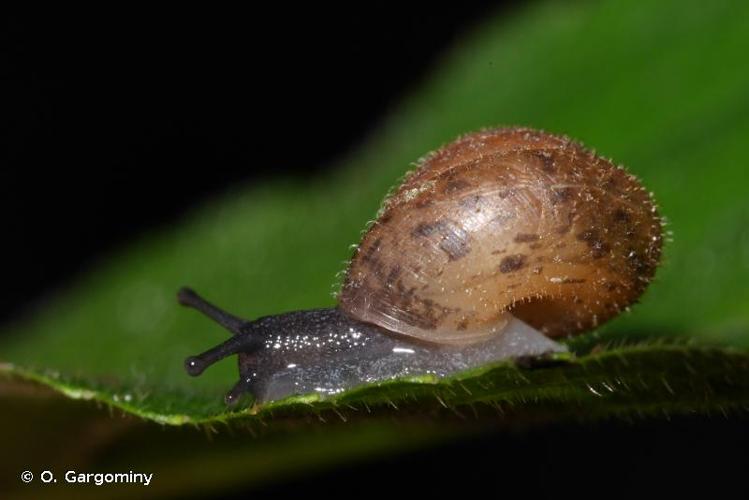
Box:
(179, 127, 663, 405)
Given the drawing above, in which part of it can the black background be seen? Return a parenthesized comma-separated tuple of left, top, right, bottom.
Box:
(243, 415, 746, 497)
(2, 4, 746, 497)
(1, 3, 498, 326)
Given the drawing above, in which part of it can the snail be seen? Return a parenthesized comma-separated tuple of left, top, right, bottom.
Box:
(178, 127, 663, 405)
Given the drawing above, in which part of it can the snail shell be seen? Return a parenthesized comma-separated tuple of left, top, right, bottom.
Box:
(339, 127, 663, 344)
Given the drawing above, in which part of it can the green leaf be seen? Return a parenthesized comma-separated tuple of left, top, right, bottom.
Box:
(3, 345, 749, 425)
(3, 0, 749, 491)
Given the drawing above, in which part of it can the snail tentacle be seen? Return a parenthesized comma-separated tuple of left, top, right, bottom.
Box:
(184, 334, 260, 376)
(177, 287, 247, 335)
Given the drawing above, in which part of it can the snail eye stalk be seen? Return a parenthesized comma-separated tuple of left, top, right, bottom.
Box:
(177, 287, 246, 335)
(178, 287, 260, 377)
(184, 335, 250, 376)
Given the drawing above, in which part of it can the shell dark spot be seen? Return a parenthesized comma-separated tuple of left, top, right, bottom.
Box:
(554, 211, 575, 234)
(360, 237, 383, 263)
(576, 230, 611, 259)
(514, 233, 540, 243)
(602, 175, 619, 190)
(613, 208, 631, 223)
(498, 188, 515, 199)
(557, 277, 587, 284)
(490, 213, 515, 228)
(391, 280, 457, 330)
(443, 179, 471, 194)
(439, 225, 470, 261)
(551, 186, 574, 205)
(395, 279, 416, 299)
(590, 240, 611, 258)
(533, 151, 555, 172)
(413, 196, 434, 209)
(378, 211, 393, 224)
(356, 237, 387, 282)
(459, 194, 483, 211)
(412, 220, 471, 261)
(412, 221, 439, 238)
(603, 281, 620, 291)
(499, 254, 527, 273)
(385, 264, 402, 286)
(626, 248, 651, 275)
(416, 298, 444, 330)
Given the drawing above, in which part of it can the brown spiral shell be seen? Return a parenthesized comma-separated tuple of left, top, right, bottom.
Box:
(339, 127, 663, 344)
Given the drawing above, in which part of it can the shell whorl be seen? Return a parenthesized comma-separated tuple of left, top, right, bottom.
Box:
(339, 127, 663, 344)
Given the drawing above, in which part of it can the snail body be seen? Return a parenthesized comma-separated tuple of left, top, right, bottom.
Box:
(179, 127, 663, 405)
